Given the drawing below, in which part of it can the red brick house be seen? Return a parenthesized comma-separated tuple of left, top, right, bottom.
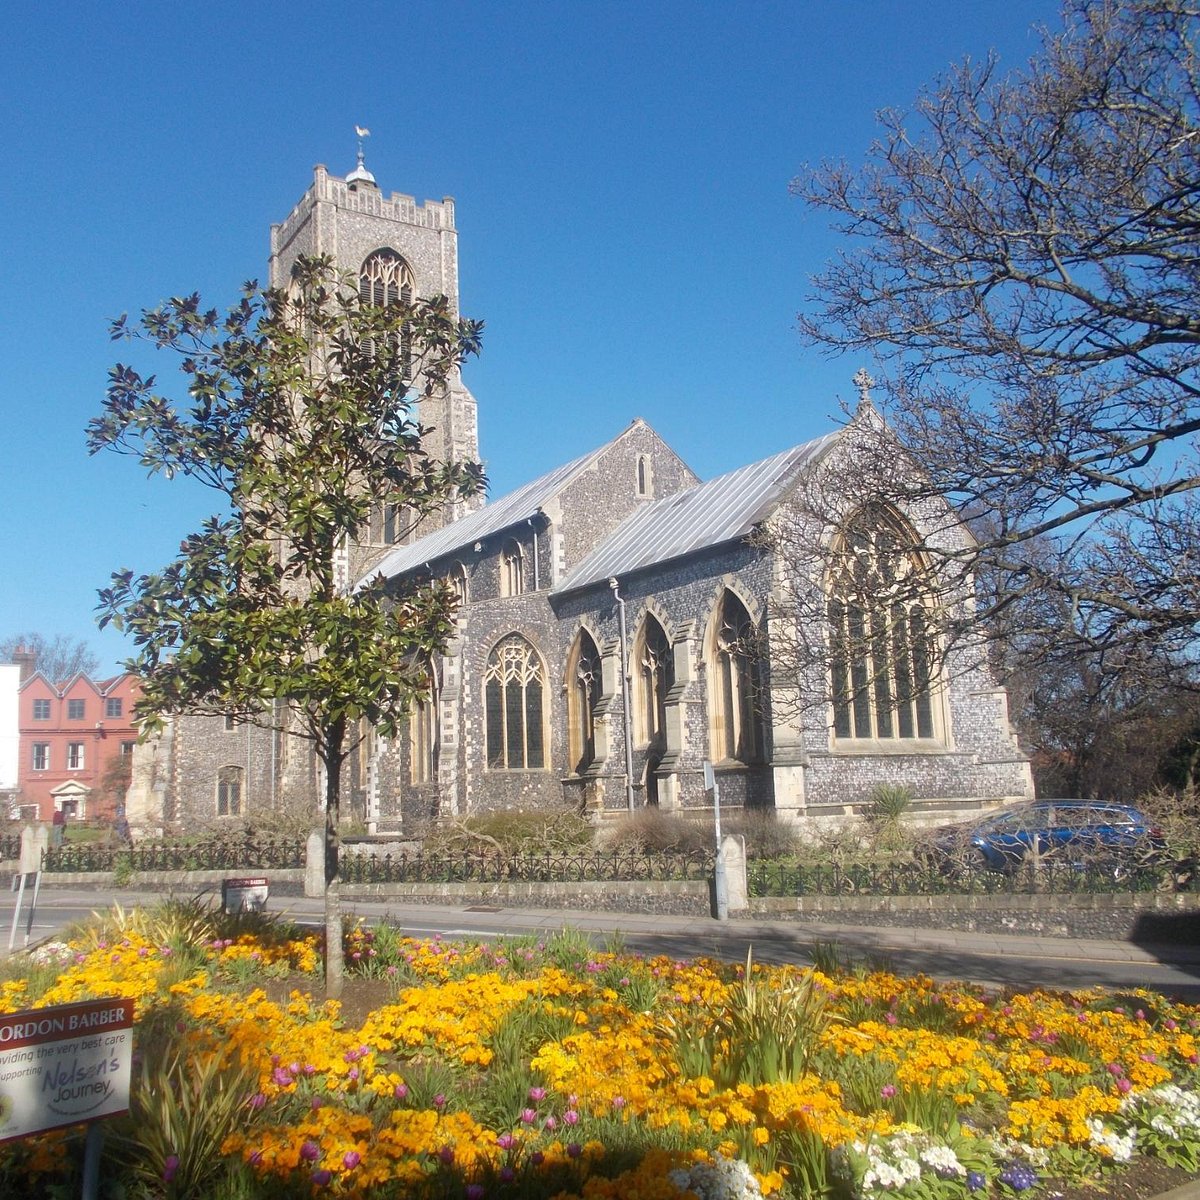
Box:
(16, 670, 141, 824)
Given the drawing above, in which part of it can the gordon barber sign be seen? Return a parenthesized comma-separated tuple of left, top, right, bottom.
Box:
(0, 998, 133, 1142)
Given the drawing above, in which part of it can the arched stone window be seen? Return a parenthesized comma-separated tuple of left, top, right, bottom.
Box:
(359, 248, 414, 306)
(636, 455, 652, 497)
(217, 766, 244, 817)
(828, 507, 939, 742)
(359, 249, 415, 374)
(635, 615, 673, 747)
(485, 635, 546, 769)
(708, 591, 764, 764)
(500, 539, 524, 597)
(410, 673, 438, 784)
(447, 561, 468, 607)
(567, 629, 602, 773)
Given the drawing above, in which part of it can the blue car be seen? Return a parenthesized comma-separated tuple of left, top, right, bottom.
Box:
(926, 800, 1165, 873)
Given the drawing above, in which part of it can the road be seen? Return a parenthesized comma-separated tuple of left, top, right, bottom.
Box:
(3, 883, 1199, 1000)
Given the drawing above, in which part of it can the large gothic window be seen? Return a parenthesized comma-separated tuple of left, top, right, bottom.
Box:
(567, 630, 602, 774)
(359, 249, 415, 374)
(485, 635, 546, 769)
(635, 615, 673, 747)
(828, 508, 938, 742)
(709, 592, 764, 764)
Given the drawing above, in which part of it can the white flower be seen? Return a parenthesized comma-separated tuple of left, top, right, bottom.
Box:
(669, 1154, 762, 1200)
(1086, 1118, 1136, 1163)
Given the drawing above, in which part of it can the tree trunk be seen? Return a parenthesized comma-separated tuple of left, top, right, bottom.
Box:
(322, 717, 346, 999)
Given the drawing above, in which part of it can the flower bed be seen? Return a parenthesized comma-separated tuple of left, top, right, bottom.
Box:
(0, 903, 1197, 1199)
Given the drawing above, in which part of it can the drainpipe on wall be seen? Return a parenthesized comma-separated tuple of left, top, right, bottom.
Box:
(609, 577, 636, 813)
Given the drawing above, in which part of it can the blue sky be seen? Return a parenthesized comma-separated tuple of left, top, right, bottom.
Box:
(0, 0, 1060, 673)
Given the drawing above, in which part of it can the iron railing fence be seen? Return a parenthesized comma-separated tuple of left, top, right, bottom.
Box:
(748, 856, 1200, 898)
(42, 837, 306, 874)
(24, 833, 1199, 897)
(340, 848, 715, 885)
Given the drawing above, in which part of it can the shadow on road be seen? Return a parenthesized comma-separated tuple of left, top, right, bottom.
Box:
(615, 925, 1200, 1002)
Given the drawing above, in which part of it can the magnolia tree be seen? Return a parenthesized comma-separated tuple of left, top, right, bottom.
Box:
(88, 254, 484, 995)
(792, 0, 1200, 685)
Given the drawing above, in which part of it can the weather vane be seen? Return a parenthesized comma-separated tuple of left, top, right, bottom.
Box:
(354, 125, 371, 168)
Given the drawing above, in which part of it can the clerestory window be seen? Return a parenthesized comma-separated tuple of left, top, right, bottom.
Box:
(500, 539, 524, 597)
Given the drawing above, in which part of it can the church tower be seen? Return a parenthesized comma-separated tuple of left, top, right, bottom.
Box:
(268, 145, 481, 575)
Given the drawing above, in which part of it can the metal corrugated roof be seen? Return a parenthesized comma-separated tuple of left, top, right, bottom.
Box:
(365, 445, 607, 583)
(552, 431, 841, 596)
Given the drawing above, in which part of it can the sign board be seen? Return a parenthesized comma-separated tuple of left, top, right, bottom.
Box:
(223, 876, 269, 914)
(0, 998, 134, 1143)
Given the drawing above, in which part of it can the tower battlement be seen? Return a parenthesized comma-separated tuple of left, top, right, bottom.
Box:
(270, 164, 457, 264)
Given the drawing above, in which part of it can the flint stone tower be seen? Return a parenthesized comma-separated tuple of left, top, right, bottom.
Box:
(269, 159, 481, 577)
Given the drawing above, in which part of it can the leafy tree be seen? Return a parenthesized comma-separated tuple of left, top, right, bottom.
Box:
(87, 255, 484, 995)
(1, 634, 99, 683)
(792, 0, 1200, 679)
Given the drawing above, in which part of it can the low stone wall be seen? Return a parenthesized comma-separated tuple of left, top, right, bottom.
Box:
(26, 867, 1200, 944)
(747, 892, 1200, 943)
(338, 879, 710, 916)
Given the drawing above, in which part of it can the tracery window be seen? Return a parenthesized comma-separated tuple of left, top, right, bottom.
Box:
(359, 249, 414, 306)
(359, 249, 414, 374)
(709, 592, 764, 764)
(635, 615, 673, 746)
(567, 630, 602, 774)
(500, 539, 524, 597)
(828, 507, 938, 742)
(485, 635, 545, 769)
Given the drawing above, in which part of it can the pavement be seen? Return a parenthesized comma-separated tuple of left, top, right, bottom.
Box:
(5, 884, 1200, 997)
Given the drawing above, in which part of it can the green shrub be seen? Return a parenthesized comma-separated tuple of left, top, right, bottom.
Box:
(867, 783, 914, 823)
(109, 1031, 258, 1197)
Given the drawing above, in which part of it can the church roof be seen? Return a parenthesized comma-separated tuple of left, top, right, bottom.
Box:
(367, 442, 612, 582)
(553, 430, 840, 595)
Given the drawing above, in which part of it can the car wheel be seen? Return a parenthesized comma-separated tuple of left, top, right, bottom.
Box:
(964, 847, 989, 873)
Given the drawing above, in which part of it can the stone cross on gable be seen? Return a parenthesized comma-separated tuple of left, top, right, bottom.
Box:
(853, 368, 876, 406)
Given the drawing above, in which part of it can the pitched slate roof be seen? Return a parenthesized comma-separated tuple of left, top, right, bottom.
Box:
(367, 444, 611, 583)
(552, 430, 840, 596)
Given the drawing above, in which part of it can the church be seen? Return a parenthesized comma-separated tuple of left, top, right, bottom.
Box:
(137, 155, 1032, 835)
